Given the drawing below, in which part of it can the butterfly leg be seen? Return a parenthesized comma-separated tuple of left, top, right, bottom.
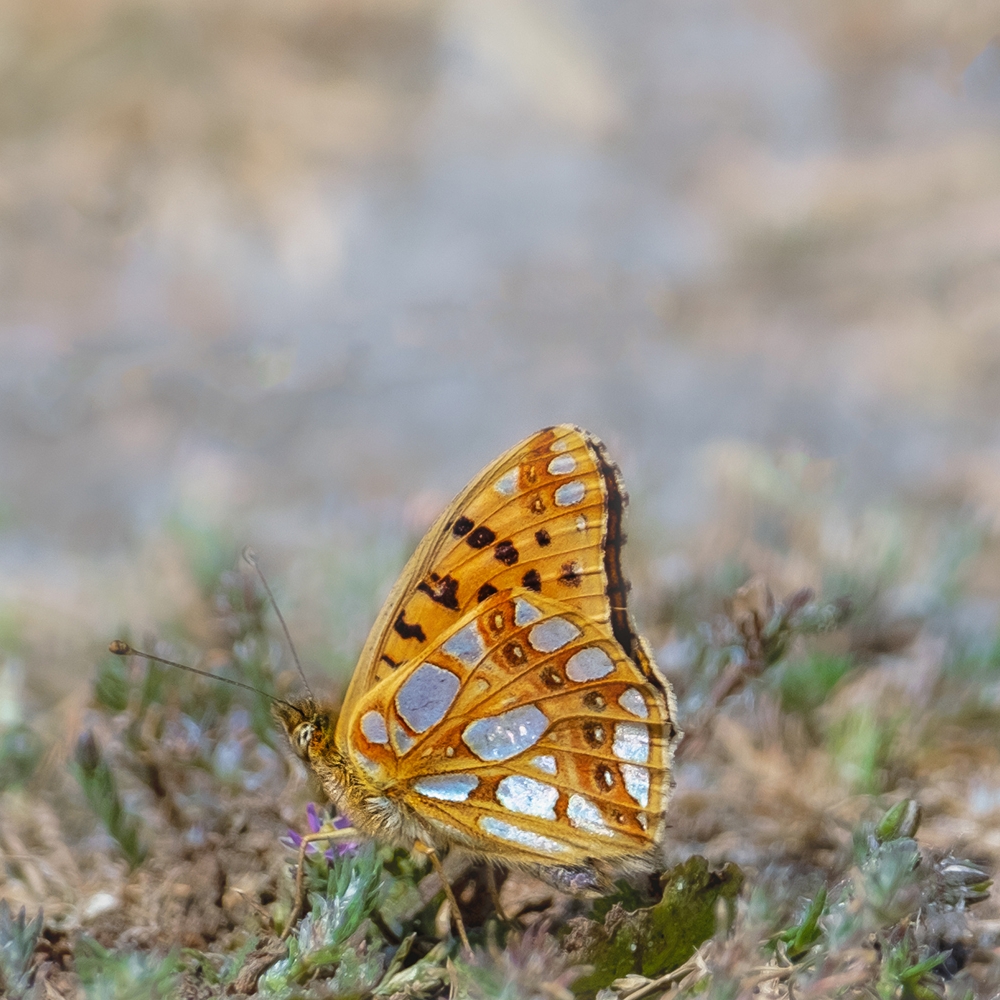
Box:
(413, 840, 473, 957)
(485, 865, 510, 924)
(282, 827, 360, 941)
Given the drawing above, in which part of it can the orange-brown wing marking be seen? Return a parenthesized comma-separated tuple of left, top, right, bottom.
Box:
(345, 590, 677, 865)
(337, 425, 629, 745)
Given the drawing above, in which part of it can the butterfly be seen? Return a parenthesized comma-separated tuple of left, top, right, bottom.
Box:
(273, 425, 680, 924)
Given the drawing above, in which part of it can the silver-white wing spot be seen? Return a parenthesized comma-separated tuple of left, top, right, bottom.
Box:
(618, 687, 649, 719)
(620, 763, 650, 807)
(555, 481, 586, 506)
(396, 664, 460, 732)
(494, 468, 519, 495)
(528, 617, 580, 652)
(442, 621, 485, 665)
(514, 598, 543, 626)
(613, 722, 649, 764)
(550, 439, 569, 453)
(361, 711, 388, 744)
(547, 454, 576, 475)
(414, 774, 479, 801)
(479, 816, 568, 854)
(462, 705, 549, 761)
(576, 516, 587, 532)
(565, 646, 614, 681)
(567, 794, 615, 837)
(392, 721, 415, 754)
(530, 754, 557, 775)
(496, 775, 558, 819)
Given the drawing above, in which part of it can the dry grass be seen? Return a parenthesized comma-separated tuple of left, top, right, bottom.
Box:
(2, 452, 999, 997)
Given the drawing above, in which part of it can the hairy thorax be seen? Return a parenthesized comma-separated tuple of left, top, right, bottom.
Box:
(275, 700, 437, 850)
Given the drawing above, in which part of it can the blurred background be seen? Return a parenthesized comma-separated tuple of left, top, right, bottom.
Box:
(2, 0, 1000, 719)
(4, 5, 1000, 985)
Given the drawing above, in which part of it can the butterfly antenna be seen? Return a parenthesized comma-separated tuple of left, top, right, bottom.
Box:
(108, 640, 301, 713)
(242, 546, 314, 700)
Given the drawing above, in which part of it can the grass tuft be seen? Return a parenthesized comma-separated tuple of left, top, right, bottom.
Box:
(72, 730, 146, 870)
(261, 843, 384, 994)
(0, 900, 43, 999)
(74, 937, 181, 1000)
(0, 724, 43, 792)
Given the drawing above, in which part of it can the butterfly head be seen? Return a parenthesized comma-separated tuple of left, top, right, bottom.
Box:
(273, 699, 336, 765)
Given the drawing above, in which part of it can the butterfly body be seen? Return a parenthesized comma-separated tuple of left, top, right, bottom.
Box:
(276, 700, 441, 849)
(277, 425, 680, 890)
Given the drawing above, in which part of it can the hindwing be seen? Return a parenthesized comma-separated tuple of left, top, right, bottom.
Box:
(344, 588, 676, 866)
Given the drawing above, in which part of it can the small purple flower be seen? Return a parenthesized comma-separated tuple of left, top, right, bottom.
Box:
(306, 801, 322, 834)
(280, 828, 305, 851)
(328, 813, 358, 857)
(283, 804, 358, 860)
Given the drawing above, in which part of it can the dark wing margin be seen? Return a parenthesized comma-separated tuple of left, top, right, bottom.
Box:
(588, 431, 680, 744)
(588, 433, 632, 658)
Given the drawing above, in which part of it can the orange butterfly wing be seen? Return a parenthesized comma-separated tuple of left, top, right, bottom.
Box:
(335, 425, 636, 749)
(344, 590, 677, 870)
(328, 424, 679, 874)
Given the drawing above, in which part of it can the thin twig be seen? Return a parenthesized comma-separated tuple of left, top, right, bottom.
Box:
(741, 965, 797, 990)
(619, 960, 700, 1000)
(415, 841, 473, 957)
(229, 887, 277, 930)
(676, 655, 765, 759)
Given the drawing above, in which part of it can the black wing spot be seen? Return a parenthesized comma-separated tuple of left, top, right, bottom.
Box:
(393, 612, 426, 643)
(494, 540, 519, 565)
(535, 529, 551, 547)
(530, 497, 545, 514)
(476, 582, 499, 603)
(559, 561, 582, 587)
(417, 573, 460, 610)
(540, 664, 564, 689)
(502, 641, 527, 669)
(467, 526, 496, 548)
(583, 721, 606, 747)
(583, 690, 607, 711)
(595, 763, 615, 789)
(452, 516, 474, 537)
(380, 654, 400, 669)
(522, 569, 542, 592)
(484, 609, 506, 637)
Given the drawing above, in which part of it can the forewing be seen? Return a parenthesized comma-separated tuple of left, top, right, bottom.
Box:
(344, 590, 678, 866)
(337, 424, 634, 745)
